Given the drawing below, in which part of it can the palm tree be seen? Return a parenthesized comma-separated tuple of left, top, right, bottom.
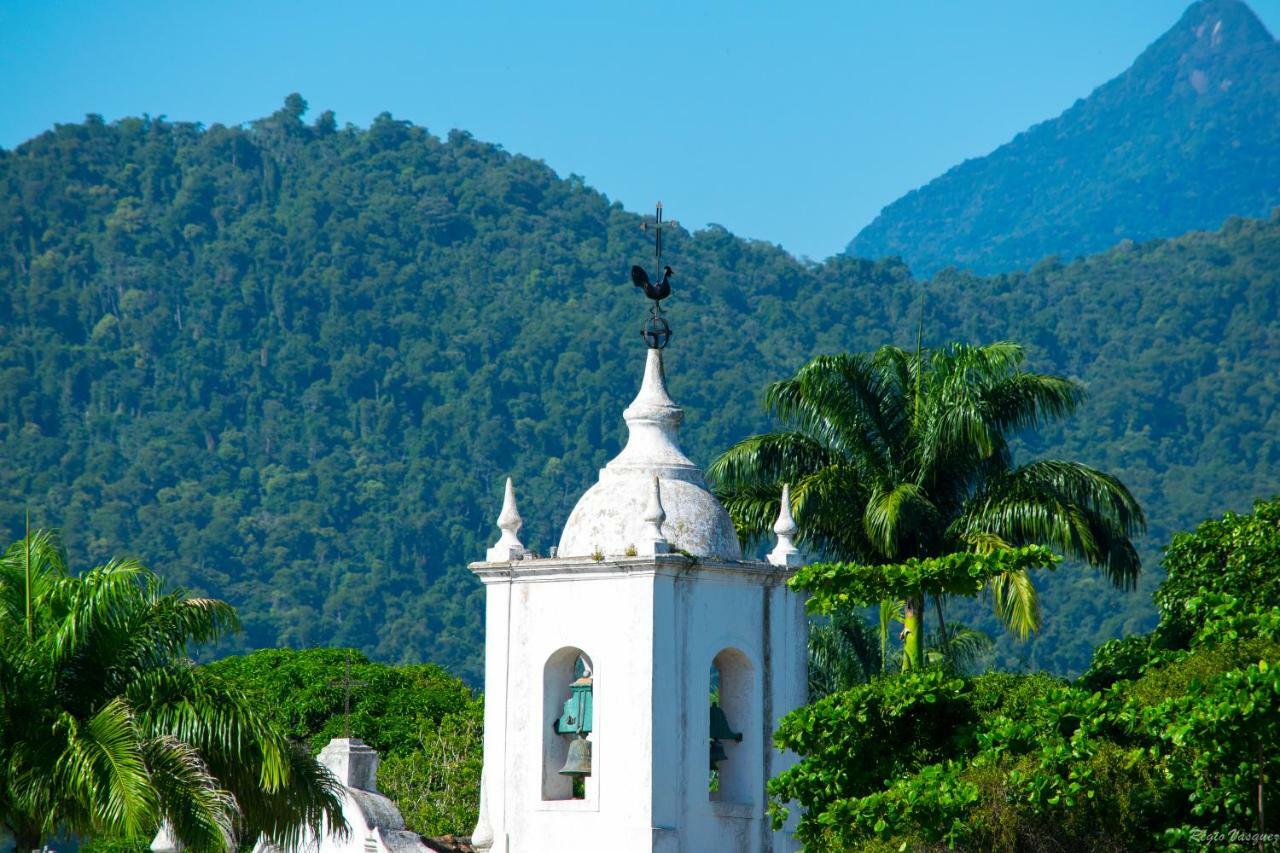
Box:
(0, 525, 344, 851)
(806, 610, 882, 700)
(709, 342, 1144, 668)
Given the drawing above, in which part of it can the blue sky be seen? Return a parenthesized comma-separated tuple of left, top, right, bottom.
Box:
(3, 0, 1277, 260)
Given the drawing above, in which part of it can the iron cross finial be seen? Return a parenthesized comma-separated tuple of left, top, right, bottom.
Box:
(329, 651, 368, 740)
(640, 201, 678, 267)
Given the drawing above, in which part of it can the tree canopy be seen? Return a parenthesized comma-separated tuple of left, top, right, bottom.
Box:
(2, 98, 1278, 678)
(206, 647, 482, 838)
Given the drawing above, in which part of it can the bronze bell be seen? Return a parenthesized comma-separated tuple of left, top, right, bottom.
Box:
(709, 702, 742, 771)
(559, 734, 592, 777)
(710, 703, 742, 743)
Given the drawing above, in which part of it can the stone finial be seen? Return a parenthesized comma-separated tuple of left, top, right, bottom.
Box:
(486, 477, 530, 562)
(639, 476, 670, 556)
(318, 737, 380, 792)
(768, 483, 803, 567)
(603, 348, 704, 486)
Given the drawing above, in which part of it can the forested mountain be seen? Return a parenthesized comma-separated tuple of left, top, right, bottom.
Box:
(848, 0, 1280, 277)
(2, 98, 1277, 681)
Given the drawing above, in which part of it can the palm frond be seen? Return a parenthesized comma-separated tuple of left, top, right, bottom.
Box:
(987, 569, 1041, 639)
(127, 667, 289, 788)
(763, 353, 900, 474)
(146, 735, 238, 851)
(862, 481, 936, 558)
(807, 610, 881, 700)
(957, 459, 1146, 587)
(790, 465, 875, 561)
(243, 742, 346, 849)
(981, 372, 1083, 433)
(708, 431, 832, 493)
(869, 345, 918, 404)
(49, 559, 152, 666)
(93, 594, 240, 693)
(878, 599, 903, 672)
(0, 527, 67, 630)
(935, 340, 1026, 378)
(961, 530, 1013, 554)
(923, 622, 994, 674)
(52, 699, 158, 839)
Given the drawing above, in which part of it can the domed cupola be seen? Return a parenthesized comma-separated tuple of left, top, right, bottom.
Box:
(557, 347, 742, 560)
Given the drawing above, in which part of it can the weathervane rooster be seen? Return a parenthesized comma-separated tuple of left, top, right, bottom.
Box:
(630, 264, 673, 305)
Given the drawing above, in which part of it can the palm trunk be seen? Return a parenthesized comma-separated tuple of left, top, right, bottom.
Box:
(934, 594, 953, 664)
(902, 595, 923, 670)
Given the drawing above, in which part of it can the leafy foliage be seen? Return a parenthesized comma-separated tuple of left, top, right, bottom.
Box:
(793, 546, 1060, 613)
(1153, 497, 1280, 648)
(205, 647, 473, 755)
(769, 497, 1280, 851)
(0, 530, 343, 851)
(2, 98, 1279, 678)
(206, 647, 481, 838)
(849, 0, 1280, 276)
(769, 669, 981, 848)
(377, 705, 483, 840)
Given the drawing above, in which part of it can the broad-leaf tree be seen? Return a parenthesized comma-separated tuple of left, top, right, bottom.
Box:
(205, 647, 482, 838)
(0, 527, 344, 850)
(769, 501, 1280, 850)
(709, 342, 1145, 667)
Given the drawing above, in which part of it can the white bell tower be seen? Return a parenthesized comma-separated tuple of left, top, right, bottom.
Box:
(470, 344, 807, 853)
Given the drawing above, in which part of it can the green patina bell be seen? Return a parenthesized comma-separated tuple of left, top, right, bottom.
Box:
(553, 674, 593, 779)
(559, 734, 593, 777)
(553, 676, 593, 736)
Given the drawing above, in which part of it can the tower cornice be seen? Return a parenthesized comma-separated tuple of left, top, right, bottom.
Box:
(468, 553, 795, 585)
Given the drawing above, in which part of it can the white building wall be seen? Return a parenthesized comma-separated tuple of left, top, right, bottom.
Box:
(474, 556, 804, 853)
(478, 561, 660, 853)
(657, 565, 804, 853)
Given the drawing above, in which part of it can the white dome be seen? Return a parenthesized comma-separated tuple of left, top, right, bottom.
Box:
(559, 476, 742, 559)
(557, 348, 742, 560)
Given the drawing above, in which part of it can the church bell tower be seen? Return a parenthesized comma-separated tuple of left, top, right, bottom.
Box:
(469, 234, 807, 853)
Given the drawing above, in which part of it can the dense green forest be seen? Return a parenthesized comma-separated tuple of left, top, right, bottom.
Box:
(2, 96, 1277, 681)
(772, 498, 1280, 850)
(849, 0, 1280, 276)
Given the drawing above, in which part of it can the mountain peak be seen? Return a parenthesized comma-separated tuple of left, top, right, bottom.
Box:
(848, 0, 1280, 277)
(1126, 0, 1277, 100)
(1178, 0, 1272, 42)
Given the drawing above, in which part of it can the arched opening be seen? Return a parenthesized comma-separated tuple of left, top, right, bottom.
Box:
(709, 648, 754, 803)
(542, 647, 594, 801)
